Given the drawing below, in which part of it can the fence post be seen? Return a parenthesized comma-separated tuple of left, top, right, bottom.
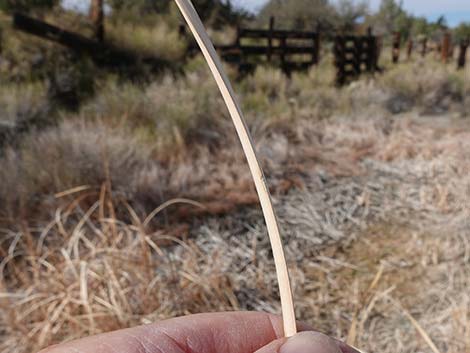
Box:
(353, 37, 362, 76)
(280, 35, 287, 73)
(366, 27, 376, 72)
(334, 35, 346, 85)
(457, 39, 469, 69)
(267, 16, 274, 62)
(441, 31, 450, 63)
(421, 37, 427, 57)
(235, 23, 241, 48)
(435, 42, 441, 60)
(89, 0, 104, 42)
(407, 39, 413, 60)
(234, 22, 244, 72)
(312, 24, 321, 65)
(392, 31, 401, 63)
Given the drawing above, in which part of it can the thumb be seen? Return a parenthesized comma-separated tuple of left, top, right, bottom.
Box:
(255, 331, 361, 353)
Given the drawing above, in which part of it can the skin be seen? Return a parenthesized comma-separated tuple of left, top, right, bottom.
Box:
(39, 312, 359, 353)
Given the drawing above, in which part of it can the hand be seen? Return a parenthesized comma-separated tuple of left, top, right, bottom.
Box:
(40, 312, 359, 353)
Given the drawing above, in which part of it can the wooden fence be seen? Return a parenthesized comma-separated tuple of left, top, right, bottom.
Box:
(12, 12, 166, 72)
(8, 12, 469, 85)
(395, 31, 468, 70)
(333, 29, 380, 85)
(215, 17, 321, 75)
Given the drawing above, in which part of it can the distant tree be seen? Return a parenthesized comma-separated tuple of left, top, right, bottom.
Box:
(257, 0, 338, 31)
(367, 0, 433, 41)
(334, 0, 369, 32)
(454, 22, 470, 42)
(435, 15, 447, 29)
(366, 0, 416, 40)
(106, 0, 243, 27)
(411, 17, 430, 36)
(0, 0, 58, 12)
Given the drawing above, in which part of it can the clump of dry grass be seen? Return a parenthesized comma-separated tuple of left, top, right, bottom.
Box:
(0, 194, 238, 353)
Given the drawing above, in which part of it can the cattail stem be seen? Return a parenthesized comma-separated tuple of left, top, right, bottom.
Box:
(173, 0, 297, 337)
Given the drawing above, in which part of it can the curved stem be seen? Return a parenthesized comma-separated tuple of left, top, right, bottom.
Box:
(173, 0, 297, 337)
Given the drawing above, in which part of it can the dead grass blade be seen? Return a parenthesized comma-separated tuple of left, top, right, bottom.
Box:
(392, 297, 442, 353)
(143, 198, 205, 228)
(174, 0, 296, 337)
(54, 185, 92, 198)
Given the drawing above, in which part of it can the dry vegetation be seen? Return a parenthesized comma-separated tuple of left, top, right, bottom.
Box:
(1, 112, 470, 353)
(1, 16, 470, 352)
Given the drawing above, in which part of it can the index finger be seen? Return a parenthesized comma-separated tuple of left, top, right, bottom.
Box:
(40, 311, 312, 353)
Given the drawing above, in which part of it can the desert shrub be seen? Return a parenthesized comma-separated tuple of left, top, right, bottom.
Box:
(80, 78, 152, 125)
(378, 61, 466, 114)
(0, 82, 49, 125)
(0, 82, 51, 144)
(146, 72, 225, 144)
(106, 20, 187, 62)
(239, 67, 289, 117)
(0, 120, 150, 216)
(81, 71, 225, 149)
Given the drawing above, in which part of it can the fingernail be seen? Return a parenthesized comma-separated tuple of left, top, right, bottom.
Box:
(280, 332, 342, 353)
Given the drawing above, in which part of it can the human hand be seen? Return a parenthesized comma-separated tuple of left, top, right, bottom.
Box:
(40, 312, 359, 353)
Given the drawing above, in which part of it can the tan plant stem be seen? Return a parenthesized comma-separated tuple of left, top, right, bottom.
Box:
(173, 0, 297, 337)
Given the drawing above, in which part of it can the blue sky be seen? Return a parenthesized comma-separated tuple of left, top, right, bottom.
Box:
(234, 0, 470, 27)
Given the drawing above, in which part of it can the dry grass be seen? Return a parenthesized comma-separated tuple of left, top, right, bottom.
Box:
(1, 113, 469, 353)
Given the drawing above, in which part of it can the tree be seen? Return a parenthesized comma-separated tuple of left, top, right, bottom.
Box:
(454, 22, 470, 42)
(411, 17, 430, 36)
(365, 0, 416, 40)
(257, 0, 338, 31)
(334, 0, 369, 32)
(106, 0, 243, 27)
(376, 0, 407, 33)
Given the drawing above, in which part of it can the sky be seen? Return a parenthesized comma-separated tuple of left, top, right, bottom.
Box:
(234, 0, 470, 27)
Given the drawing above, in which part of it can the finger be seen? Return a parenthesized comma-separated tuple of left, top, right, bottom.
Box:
(254, 337, 287, 353)
(255, 332, 362, 353)
(40, 311, 311, 353)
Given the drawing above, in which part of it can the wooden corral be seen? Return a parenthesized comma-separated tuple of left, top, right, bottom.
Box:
(333, 28, 380, 85)
(216, 17, 321, 75)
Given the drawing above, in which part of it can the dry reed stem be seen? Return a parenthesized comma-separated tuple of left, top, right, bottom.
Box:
(392, 298, 443, 353)
(173, 0, 297, 337)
